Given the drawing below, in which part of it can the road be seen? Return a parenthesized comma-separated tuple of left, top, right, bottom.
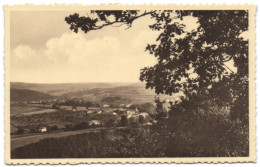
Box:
(11, 127, 125, 151)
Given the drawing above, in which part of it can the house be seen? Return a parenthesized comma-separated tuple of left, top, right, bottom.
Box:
(126, 104, 132, 108)
(127, 108, 139, 115)
(103, 109, 113, 114)
(89, 120, 101, 126)
(119, 104, 126, 107)
(96, 110, 103, 114)
(127, 110, 135, 115)
(119, 108, 127, 112)
(145, 122, 153, 126)
(38, 127, 47, 133)
(89, 107, 100, 110)
(152, 120, 158, 124)
(60, 105, 73, 111)
(113, 112, 118, 116)
(162, 101, 173, 118)
(103, 104, 110, 108)
(72, 106, 77, 112)
(139, 112, 150, 121)
(87, 110, 94, 114)
(139, 112, 149, 117)
(77, 106, 88, 111)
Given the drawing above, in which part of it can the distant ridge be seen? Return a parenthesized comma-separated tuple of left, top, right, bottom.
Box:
(10, 82, 176, 103)
(10, 82, 143, 96)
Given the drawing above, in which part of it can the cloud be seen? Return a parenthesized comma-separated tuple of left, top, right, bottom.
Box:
(45, 33, 121, 65)
(11, 31, 158, 83)
(13, 44, 37, 59)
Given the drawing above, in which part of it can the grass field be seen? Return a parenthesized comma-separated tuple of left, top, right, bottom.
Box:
(23, 109, 57, 115)
(11, 104, 57, 115)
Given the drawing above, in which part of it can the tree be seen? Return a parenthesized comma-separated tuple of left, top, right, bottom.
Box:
(121, 115, 128, 126)
(65, 10, 248, 121)
(138, 115, 145, 123)
(154, 97, 167, 120)
(51, 125, 59, 131)
(138, 103, 156, 115)
(106, 118, 117, 127)
(52, 103, 60, 109)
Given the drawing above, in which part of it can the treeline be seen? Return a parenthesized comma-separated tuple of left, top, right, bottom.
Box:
(53, 99, 100, 108)
(101, 96, 131, 105)
(53, 97, 131, 108)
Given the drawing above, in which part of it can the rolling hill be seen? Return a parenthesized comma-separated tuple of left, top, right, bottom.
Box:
(10, 89, 55, 102)
(10, 82, 178, 103)
(10, 82, 135, 96)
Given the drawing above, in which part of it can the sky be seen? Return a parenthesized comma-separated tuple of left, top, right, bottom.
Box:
(10, 11, 198, 83)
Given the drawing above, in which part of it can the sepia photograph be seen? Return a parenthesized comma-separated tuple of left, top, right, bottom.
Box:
(4, 4, 256, 164)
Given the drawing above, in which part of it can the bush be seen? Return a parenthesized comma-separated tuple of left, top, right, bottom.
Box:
(50, 125, 59, 131)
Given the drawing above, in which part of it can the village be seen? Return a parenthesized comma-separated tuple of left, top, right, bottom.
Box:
(10, 97, 171, 135)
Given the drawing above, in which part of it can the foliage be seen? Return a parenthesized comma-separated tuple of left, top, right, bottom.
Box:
(57, 98, 100, 107)
(101, 96, 131, 105)
(120, 115, 128, 126)
(73, 122, 90, 130)
(137, 103, 156, 115)
(154, 97, 167, 120)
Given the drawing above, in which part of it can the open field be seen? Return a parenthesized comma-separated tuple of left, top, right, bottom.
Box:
(23, 109, 57, 115)
(11, 104, 58, 115)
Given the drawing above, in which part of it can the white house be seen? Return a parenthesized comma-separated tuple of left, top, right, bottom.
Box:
(127, 110, 136, 115)
(145, 122, 153, 126)
(139, 112, 150, 120)
(126, 104, 132, 108)
(87, 110, 94, 114)
(103, 104, 110, 108)
(39, 127, 47, 133)
(127, 108, 139, 115)
(119, 104, 126, 107)
(139, 112, 149, 117)
(89, 120, 101, 126)
(97, 110, 103, 114)
(113, 112, 118, 116)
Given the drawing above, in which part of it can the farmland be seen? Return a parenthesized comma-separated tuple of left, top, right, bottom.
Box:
(11, 103, 56, 115)
(10, 82, 161, 152)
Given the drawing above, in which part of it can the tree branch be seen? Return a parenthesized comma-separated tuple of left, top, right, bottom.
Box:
(91, 11, 155, 31)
